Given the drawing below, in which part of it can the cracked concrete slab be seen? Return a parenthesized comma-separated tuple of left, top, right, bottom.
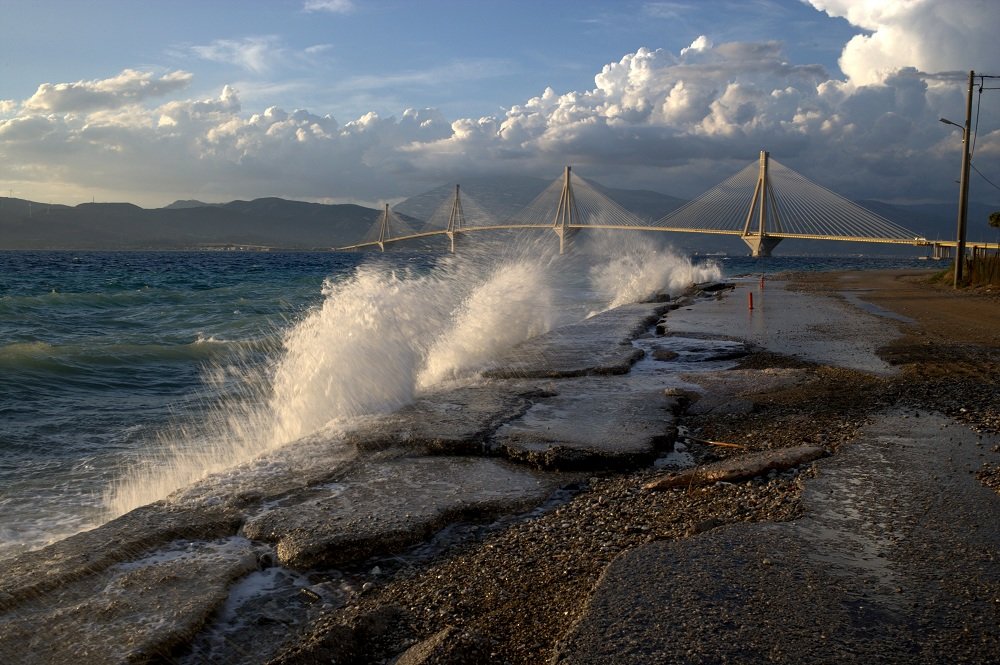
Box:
(242, 456, 572, 570)
(342, 383, 551, 455)
(0, 537, 258, 665)
(484, 302, 668, 379)
(0, 504, 243, 611)
(493, 376, 679, 470)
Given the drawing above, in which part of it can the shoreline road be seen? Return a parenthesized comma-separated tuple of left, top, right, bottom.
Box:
(556, 409, 1000, 663)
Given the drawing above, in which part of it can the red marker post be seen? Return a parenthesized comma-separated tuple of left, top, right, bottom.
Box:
(748, 292, 754, 310)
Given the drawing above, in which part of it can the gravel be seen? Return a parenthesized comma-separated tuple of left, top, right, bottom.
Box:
(270, 270, 1000, 664)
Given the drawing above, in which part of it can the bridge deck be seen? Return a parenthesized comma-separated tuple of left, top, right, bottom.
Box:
(336, 224, 935, 251)
(335, 156, 1000, 254)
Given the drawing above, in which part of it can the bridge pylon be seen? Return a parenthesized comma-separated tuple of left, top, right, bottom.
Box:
(553, 166, 580, 254)
(376, 203, 391, 252)
(446, 184, 465, 254)
(741, 150, 783, 257)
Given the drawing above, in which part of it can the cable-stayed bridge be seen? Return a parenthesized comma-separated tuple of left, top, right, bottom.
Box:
(337, 151, 988, 257)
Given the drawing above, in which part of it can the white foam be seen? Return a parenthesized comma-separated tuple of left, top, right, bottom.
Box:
(102, 240, 721, 522)
(585, 233, 722, 312)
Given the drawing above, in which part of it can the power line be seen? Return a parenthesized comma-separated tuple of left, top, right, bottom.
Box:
(969, 73, 999, 160)
(971, 81, 983, 159)
(968, 73, 999, 190)
(971, 162, 1000, 192)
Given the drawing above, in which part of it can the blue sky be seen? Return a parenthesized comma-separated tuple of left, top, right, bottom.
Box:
(2, 1, 858, 119)
(0, 0, 997, 209)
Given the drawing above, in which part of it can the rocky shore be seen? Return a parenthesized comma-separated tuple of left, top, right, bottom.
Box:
(1, 269, 998, 664)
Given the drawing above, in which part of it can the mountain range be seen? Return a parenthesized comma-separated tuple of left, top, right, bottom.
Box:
(1, 177, 996, 254)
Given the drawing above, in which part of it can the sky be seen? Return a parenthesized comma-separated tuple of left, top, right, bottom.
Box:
(1, 0, 998, 211)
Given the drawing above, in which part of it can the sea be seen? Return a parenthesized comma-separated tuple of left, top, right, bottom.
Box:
(0, 240, 939, 561)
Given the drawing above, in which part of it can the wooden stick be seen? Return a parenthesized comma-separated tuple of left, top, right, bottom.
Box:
(683, 435, 747, 449)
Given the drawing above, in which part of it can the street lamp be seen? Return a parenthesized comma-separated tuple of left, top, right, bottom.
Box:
(939, 70, 975, 288)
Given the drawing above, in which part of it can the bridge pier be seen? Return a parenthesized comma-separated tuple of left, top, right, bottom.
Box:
(446, 185, 465, 254)
(739, 151, 783, 257)
(742, 234, 782, 257)
(555, 227, 578, 255)
(552, 166, 581, 255)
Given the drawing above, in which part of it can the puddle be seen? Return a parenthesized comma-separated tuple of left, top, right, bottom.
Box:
(629, 333, 745, 393)
(654, 440, 695, 470)
(792, 410, 1000, 608)
(661, 280, 901, 374)
(840, 291, 916, 324)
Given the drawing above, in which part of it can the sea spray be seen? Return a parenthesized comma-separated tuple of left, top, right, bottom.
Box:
(268, 264, 454, 443)
(419, 259, 557, 387)
(104, 252, 561, 518)
(103, 240, 717, 521)
(583, 232, 723, 311)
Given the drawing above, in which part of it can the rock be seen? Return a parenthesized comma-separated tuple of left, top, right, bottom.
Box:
(242, 457, 571, 569)
(685, 517, 726, 536)
(343, 384, 549, 455)
(643, 445, 828, 490)
(685, 395, 755, 417)
(0, 536, 258, 664)
(493, 377, 679, 471)
(662, 387, 700, 404)
(652, 349, 679, 361)
(0, 503, 243, 611)
(393, 626, 456, 664)
(484, 302, 668, 379)
(270, 606, 411, 664)
(697, 282, 734, 293)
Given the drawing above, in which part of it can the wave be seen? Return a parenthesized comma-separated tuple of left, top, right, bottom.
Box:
(0, 288, 178, 312)
(0, 337, 260, 371)
(102, 238, 721, 520)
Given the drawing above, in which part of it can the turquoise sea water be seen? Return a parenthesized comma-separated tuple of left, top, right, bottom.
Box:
(0, 248, 937, 559)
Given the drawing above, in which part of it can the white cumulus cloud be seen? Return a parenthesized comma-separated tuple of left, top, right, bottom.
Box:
(23, 69, 193, 113)
(1, 17, 997, 212)
(680, 35, 712, 57)
(807, 0, 999, 84)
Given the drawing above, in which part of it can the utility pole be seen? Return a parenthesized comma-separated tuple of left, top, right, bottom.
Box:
(953, 69, 975, 288)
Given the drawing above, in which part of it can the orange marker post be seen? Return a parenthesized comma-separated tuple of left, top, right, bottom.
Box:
(748, 292, 754, 310)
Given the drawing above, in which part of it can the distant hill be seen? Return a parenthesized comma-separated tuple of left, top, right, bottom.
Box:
(162, 199, 222, 210)
(0, 197, 381, 250)
(1, 184, 994, 253)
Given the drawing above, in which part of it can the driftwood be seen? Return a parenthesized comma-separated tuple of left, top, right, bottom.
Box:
(644, 444, 827, 491)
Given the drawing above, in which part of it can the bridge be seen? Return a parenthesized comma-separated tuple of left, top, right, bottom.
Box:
(337, 151, 993, 257)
